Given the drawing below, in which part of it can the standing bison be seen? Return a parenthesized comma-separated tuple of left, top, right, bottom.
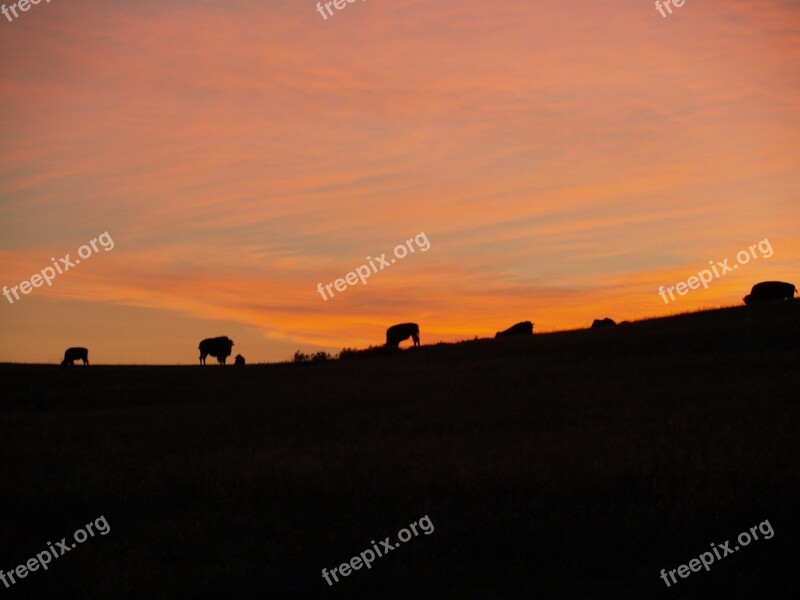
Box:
(495, 321, 534, 337)
(234, 354, 246, 365)
(743, 281, 797, 304)
(385, 323, 420, 348)
(199, 336, 234, 365)
(61, 347, 89, 367)
(591, 318, 616, 328)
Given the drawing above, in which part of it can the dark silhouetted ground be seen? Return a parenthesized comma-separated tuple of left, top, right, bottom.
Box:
(1, 301, 798, 598)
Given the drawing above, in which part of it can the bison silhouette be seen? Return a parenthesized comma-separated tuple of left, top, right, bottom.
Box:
(743, 281, 797, 305)
(385, 323, 420, 348)
(591, 318, 616, 328)
(61, 347, 89, 367)
(199, 336, 234, 365)
(234, 354, 246, 366)
(495, 321, 534, 337)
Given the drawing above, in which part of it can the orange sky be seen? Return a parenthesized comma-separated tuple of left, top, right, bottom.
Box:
(1, 0, 799, 364)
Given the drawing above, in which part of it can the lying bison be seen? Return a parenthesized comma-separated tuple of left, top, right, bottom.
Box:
(199, 336, 234, 365)
(61, 347, 89, 367)
(495, 321, 534, 337)
(234, 354, 246, 366)
(743, 281, 797, 305)
(591, 318, 616, 328)
(386, 323, 420, 348)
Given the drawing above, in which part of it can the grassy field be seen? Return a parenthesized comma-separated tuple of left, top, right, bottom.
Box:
(1, 301, 799, 598)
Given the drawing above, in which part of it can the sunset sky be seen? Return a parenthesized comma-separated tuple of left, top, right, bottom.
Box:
(1, 0, 798, 364)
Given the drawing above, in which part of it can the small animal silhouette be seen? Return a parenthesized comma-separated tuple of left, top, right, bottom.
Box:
(495, 321, 534, 337)
(743, 281, 797, 304)
(385, 323, 420, 348)
(199, 336, 234, 365)
(591, 318, 616, 328)
(61, 347, 89, 367)
(234, 354, 246, 365)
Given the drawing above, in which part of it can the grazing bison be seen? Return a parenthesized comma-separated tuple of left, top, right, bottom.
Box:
(386, 323, 420, 348)
(234, 354, 246, 366)
(61, 347, 89, 367)
(199, 336, 234, 365)
(591, 318, 616, 328)
(743, 281, 797, 305)
(495, 321, 534, 337)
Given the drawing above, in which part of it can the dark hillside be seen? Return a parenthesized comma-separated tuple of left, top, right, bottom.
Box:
(1, 301, 798, 598)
